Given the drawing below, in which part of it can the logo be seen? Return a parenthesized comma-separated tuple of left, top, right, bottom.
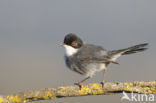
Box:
(121, 91, 155, 102)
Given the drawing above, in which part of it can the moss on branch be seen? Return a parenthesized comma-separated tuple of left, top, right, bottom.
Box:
(0, 81, 156, 103)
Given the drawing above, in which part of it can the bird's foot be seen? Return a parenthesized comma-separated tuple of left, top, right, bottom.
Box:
(100, 81, 105, 88)
(74, 83, 82, 89)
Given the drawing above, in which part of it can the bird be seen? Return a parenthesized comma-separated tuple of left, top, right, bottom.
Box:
(62, 33, 148, 87)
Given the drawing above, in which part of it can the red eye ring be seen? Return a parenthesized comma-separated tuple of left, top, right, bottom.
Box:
(71, 42, 75, 46)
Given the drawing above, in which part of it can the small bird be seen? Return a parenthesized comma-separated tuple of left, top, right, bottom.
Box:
(62, 33, 148, 87)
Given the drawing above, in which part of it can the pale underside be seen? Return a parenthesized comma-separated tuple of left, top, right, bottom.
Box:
(63, 44, 109, 77)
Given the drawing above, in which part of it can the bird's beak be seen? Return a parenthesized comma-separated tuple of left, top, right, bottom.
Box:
(60, 43, 64, 47)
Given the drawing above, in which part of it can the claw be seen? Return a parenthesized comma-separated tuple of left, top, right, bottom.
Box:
(74, 83, 82, 89)
(100, 81, 105, 88)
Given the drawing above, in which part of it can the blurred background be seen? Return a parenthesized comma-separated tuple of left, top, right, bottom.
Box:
(0, 0, 155, 103)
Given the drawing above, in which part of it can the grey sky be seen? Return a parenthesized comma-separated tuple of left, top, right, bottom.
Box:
(0, 0, 156, 103)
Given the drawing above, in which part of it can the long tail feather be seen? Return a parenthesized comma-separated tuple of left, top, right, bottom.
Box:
(110, 43, 149, 62)
(111, 43, 148, 55)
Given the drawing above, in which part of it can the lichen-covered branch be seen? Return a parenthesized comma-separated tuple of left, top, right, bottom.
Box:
(0, 81, 156, 103)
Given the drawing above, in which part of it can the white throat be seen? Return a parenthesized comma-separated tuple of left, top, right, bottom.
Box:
(63, 45, 78, 56)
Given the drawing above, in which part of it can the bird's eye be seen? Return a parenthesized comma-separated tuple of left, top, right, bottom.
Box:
(71, 42, 76, 47)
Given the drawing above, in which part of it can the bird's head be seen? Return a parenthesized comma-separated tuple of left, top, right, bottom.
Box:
(62, 33, 83, 56)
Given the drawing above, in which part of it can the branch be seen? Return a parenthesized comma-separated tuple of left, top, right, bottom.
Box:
(0, 81, 156, 103)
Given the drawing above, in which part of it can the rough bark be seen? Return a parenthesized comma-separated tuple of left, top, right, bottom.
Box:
(0, 81, 156, 103)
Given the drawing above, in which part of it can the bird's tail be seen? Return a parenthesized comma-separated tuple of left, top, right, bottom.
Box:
(110, 43, 148, 62)
(113, 43, 148, 55)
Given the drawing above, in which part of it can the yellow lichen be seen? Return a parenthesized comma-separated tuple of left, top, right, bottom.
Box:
(80, 85, 88, 95)
(7, 95, 22, 103)
(152, 81, 156, 83)
(58, 86, 68, 92)
(124, 83, 132, 91)
(89, 84, 103, 95)
(80, 84, 103, 95)
(150, 87, 156, 94)
(24, 99, 29, 103)
(0, 98, 3, 103)
(43, 91, 55, 100)
(24, 93, 27, 97)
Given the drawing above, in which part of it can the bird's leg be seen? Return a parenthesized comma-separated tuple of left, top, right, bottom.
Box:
(75, 76, 90, 88)
(101, 68, 106, 88)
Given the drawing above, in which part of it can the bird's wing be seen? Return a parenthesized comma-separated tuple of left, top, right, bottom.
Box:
(76, 44, 118, 64)
(79, 56, 118, 64)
